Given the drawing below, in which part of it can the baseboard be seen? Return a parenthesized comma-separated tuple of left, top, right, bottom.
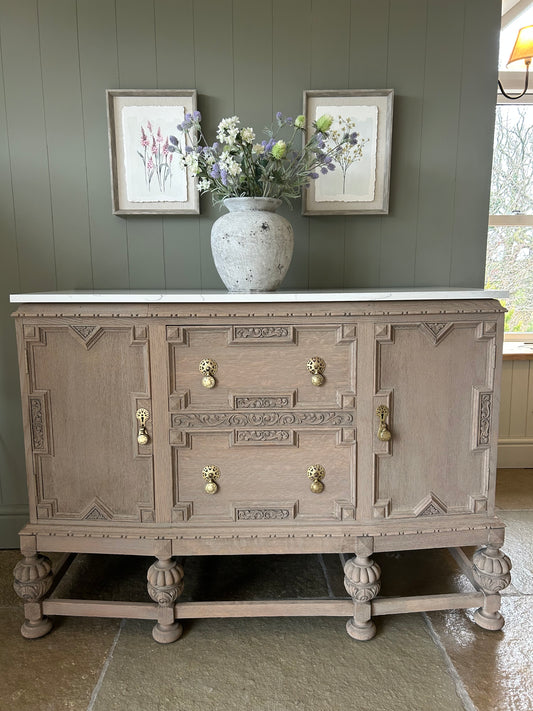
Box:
(0, 506, 29, 549)
(497, 438, 533, 468)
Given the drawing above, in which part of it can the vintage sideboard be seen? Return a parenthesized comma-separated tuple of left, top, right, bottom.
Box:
(10, 289, 512, 643)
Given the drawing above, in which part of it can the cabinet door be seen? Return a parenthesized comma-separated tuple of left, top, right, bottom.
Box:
(21, 322, 155, 523)
(371, 319, 498, 519)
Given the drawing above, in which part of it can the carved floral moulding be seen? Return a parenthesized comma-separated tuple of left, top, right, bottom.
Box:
(170, 410, 355, 429)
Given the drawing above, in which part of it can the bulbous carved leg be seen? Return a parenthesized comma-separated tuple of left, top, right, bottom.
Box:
(13, 554, 54, 639)
(147, 557, 184, 643)
(472, 545, 512, 631)
(344, 553, 381, 641)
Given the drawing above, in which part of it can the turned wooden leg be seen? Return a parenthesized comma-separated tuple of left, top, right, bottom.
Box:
(13, 553, 54, 639)
(344, 538, 381, 641)
(147, 557, 184, 643)
(471, 545, 512, 631)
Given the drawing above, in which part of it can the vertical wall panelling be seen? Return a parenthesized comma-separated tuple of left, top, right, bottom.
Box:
(509, 361, 530, 438)
(413, 0, 464, 286)
(0, 15, 27, 541)
(450, 0, 500, 287)
(308, 0, 350, 288)
(193, 0, 235, 289)
(344, 0, 390, 287)
(154, 0, 201, 289)
(272, 0, 311, 290)
(0, 0, 56, 291)
(38, 0, 93, 290)
(116, 0, 166, 289)
(77, 0, 129, 289)
(378, 0, 427, 287)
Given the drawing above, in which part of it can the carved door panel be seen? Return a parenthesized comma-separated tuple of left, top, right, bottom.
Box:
(171, 429, 356, 524)
(166, 324, 357, 411)
(22, 322, 155, 523)
(371, 320, 498, 520)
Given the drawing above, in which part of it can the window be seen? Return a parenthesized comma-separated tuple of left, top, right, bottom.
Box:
(485, 5, 533, 333)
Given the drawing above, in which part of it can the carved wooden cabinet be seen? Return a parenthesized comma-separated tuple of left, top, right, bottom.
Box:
(11, 291, 512, 643)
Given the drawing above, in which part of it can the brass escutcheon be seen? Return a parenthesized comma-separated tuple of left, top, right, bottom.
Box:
(307, 464, 325, 494)
(306, 357, 326, 386)
(376, 405, 392, 442)
(202, 465, 221, 494)
(136, 408, 150, 445)
(199, 359, 218, 389)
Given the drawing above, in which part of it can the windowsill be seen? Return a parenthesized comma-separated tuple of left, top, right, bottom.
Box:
(503, 340, 533, 360)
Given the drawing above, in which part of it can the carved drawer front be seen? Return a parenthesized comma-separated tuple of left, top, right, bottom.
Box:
(171, 429, 356, 523)
(24, 323, 155, 523)
(167, 324, 356, 411)
(372, 320, 497, 519)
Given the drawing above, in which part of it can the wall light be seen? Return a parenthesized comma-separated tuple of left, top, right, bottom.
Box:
(499, 25, 533, 99)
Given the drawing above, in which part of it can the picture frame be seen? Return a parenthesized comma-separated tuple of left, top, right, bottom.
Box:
(106, 89, 199, 215)
(302, 89, 394, 215)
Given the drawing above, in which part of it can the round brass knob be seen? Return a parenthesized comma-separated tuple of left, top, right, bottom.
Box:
(306, 357, 326, 386)
(199, 359, 218, 389)
(137, 432, 149, 446)
(307, 464, 325, 494)
(202, 465, 221, 495)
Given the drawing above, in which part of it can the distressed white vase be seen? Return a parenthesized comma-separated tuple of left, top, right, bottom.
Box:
(210, 197, 294, 292)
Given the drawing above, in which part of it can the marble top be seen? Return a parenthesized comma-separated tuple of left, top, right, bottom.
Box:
(9, 288, 507, 304)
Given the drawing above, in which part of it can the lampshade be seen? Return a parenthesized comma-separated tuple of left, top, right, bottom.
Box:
(508, 25, 533, 66)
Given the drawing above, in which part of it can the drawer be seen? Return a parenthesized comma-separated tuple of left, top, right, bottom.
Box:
(171, 429, 357, 523)
(166, 324, 357, 411)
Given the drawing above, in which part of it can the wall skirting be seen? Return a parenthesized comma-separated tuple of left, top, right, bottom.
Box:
(497, 438, 533, 468)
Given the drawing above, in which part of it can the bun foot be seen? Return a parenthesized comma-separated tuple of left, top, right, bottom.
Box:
(152, 621, 183, 644)
(21, 616, 53, 639)
(473, 608, 505, 631)
(346, 618, 376, 641)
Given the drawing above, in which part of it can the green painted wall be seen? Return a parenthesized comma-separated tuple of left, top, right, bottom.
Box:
(0, 0, 501, 546)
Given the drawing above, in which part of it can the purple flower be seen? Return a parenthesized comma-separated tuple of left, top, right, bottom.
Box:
(321, 167, 328, 175)
(185, 146, 193, 154)
(327, 162, 335, 171)
(169, 134, 179, 146)
(310, 172, 319, 179)
(184, 113, 192, 122)
(193, 110, 202, 121)
(286, 117, 293, 125)
(264, 139, 275, 152)
(350, 131, 358, 145)
(276, 111, 283, 121)
(220, 168, 228, 185)
(210, 163, 221, 179)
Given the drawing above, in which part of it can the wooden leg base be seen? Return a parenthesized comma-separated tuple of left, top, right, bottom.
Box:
(346, 617, 376, 641)
(151, 621, 183, 644)
(473, 608, 505, 631)
(21, 617, 53, 639)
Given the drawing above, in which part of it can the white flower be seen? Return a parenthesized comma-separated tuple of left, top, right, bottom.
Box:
(216, 116, 240, 146)
(240, 127, 255, 144)
(219, 152, 242, 177)
(184, 153, 200, 175)
(197, 178, 211, 192)
(252, 144, 264, 155)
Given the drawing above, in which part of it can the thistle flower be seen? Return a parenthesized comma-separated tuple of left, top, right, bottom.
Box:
(271, 140, 287, 160)
(294, 115, 305, 129)
(315, 114, 333, 132)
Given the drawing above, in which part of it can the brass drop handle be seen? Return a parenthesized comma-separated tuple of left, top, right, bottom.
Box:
(307, 357, 326, 386)
(376, 405, 392, 442)
(199, 358, 218, 389)
(203, 465, 220, 494)
(136, 408, 150, 445)
(307, 465, 325, 494)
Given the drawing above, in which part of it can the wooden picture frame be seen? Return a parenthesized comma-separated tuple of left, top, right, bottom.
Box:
(106, 89, 199, 215)
(302, 89, 394, 215)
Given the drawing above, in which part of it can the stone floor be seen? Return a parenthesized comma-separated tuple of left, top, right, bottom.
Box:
(1, 469, 532, 711)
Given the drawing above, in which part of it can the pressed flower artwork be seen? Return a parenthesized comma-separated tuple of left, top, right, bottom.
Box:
(302, 90, 393, 215)
(315, 106, 377, 203)
(107, 90, 199, 214)
(121, 105, 187, 203)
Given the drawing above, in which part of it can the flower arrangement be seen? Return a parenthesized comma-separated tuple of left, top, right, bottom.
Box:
(168, 111, 359, 205)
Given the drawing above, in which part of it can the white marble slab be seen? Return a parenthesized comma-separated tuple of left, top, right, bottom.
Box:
(9, 288, 508, 304)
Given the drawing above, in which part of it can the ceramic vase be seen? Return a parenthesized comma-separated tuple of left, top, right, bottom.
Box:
(210, 197, 294, 292)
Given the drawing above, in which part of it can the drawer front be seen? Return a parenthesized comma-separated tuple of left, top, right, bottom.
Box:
(166, 324, 356, 411)
(171, 429, 356, 523)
